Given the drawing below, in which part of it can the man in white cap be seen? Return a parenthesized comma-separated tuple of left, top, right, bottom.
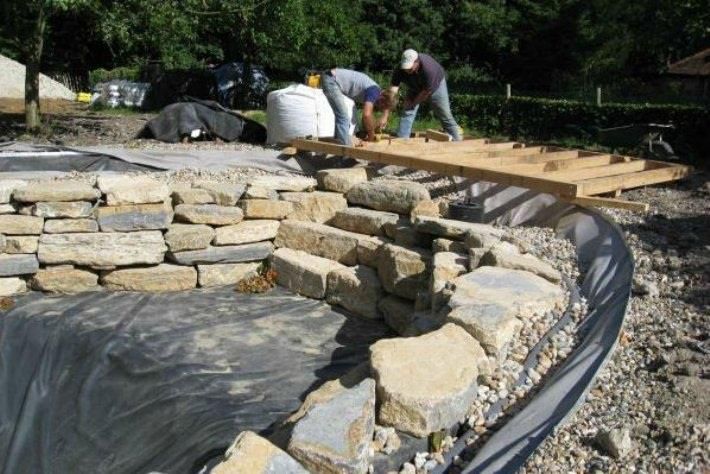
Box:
(378, 49, 461, 141)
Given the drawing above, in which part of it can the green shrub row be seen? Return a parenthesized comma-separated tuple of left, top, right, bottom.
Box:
(89, 67, 141, 86)
(450, 95, 710, 160)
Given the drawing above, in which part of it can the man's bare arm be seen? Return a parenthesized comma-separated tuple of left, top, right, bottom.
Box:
(362, 102, 376, 140)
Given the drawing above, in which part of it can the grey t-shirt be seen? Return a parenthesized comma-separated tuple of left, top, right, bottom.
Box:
(333, 69, 380, 103)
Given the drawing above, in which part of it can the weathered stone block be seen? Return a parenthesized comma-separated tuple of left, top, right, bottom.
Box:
(0, 179, 27, 203)
(481, 248, 562, 283)
(13, 182, 100, 203)
(32, 201, 93, 218)
(96, 202, 173, 231)
(357, 236, 389, 267)
(197, 262, 262, 287)
(164, 224, 215, 252)
(172, 188, 215, 205)
(174, 204, 243, 226)
(316, 168, 368, 193)
(44, 218, 99, 234)
(213, 220, 280, 246)
(370, 324, 488, 437)
(169, 242, 273, 265)
(38, 231, 167, 266)
(413, 215, 504, 240)
(0, 277, 27, 296)
(377, 244, 431, 300)
(378, 295, 442, 337)
(326, 265, 384, 319)
(97, 175, 170, 205)
(431, 251, 468, 311)
(330, 208, 399, 236)
(432, 238, 468, 254)
(240, 199, 294, 219)
(272, 248, 345, 299)
(101, 264, 197, 292)
(346, 180, 430, 214)
(249, 176, 317, 192)
(193, 182, 246, 206)
(244, 185, 279, 200)
(213, 431, 307, 474)
(0, 254, 39, 276)
(410, 199, 441, 219)
(446, 305, 523, 361)
(392, 223, 433, 248)
(279, 191, 347, 223)
(30, 266, 100, 294)
(2, 235, 39, 253)
(0, 215, 44, 235)
(0, 203, 16, 214)
(275, 220, 360, 265)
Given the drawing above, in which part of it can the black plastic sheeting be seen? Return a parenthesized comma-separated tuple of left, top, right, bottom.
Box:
(0, 287, 390, 473)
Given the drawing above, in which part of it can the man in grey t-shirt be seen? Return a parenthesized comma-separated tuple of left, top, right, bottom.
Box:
(321, 68, 392, 145)
(379, 49, 461, 141)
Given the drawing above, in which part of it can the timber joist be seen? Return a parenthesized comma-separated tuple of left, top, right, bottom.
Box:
(291, 136, 693, 212)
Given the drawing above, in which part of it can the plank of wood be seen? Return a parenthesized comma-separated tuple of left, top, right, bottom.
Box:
(545, 159, 650, 180)
(425, 129, 452, 142)
(577, 164, 693, 195)
(363, 138, 487, 152)
(565, 195, 650, 212)
(496, 154, 618, 174)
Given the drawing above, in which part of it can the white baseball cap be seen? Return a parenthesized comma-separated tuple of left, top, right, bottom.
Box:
(400, 49, 419, 69)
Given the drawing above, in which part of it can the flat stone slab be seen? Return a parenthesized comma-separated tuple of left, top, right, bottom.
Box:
(164, 224, 215, 252)
(44, 218, 99, 234)
(101, 264, 197, 292)
(169, 242, 274, 265)
(212, 431, 307, 474)
(32, 201, 93, 218)
(0, 203, 17, 214)
(275, 220, 361, 265)
(0, 179, 27, 203)
(447, 304, 523, 361)
(2, 235, 39, 253)
(244, 185, 279, 200)
(13, 182, 100, 203)
(288, 378, 375, 474)
(431, 251, 468, 310)
(240, 199, 294, 219)
(330, 208, 400, 236)
(30, 266, 100, 294)
(378, 295, 442, 337)
(193, 182, 246, 206)
(357, 236, 390, 268)
(38, 231, 167, 266)
(96, 203, 173, 232)
(0, 254, 39, 276)
(213, 220, 280, 246)
(432, 238, 468, 254)
(326, 265, 384, 320)
(172, 188, 215, 205)
(249, 176, 317, 192)
(370, 323, 488, 437)
(346, 180, 430, 214)
(0, 215, 44, 235)
(97, 175, 170, 205)
(272, 248, 345, 299)
(197, 262, 262, 287)
(0, 277, 27, 296)
(316, 168, 368, 193)
(280, 191, 347, 223)
(174, 204, 244, 225)
(413, 215, 504, 240)
(481, 247, 562, 283)
(377, 244, 431, 300)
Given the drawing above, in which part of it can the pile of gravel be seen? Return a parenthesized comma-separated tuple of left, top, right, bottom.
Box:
(0, 54, 74, 100)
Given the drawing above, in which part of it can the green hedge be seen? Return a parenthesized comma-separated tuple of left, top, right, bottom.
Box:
(450, 95, 710, 160)
(89, 66, 141, 86)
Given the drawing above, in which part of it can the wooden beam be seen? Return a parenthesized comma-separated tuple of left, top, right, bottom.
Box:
(425, 129, 452, 142)
(577, 164, 693, 195)
(546, 159, 650, 181)
(363, 138, 487, 151)
(497, 154, 618, 174)
(566, 195, 650, 212)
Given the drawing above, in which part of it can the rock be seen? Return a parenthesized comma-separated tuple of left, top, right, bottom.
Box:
(595, 428, 633, 459)
(410, 200, 440, 219)
(249, 176, 317, 192)
(346, 180, 430, 214)
(213, 220, 280, 245)
(288, 378, 376, 474)
(432, 238, 467, 254)
(357, 236, 390, 267)
(446, 305, 523, 362)
(13, 182, 100, 202)
(30, 266, 99, 294)
(369, 324, 488, 437)
(468, 248, 487, 270)
(240, 199, 294, 219)
(464, 231, 504, 249)
(400, 463, 416, 474)
(378, 295, 441, 337)
(38, 231, 167, 266)
(212, 431, 308, 474)
(197, 262, 262, 287)
(96, 202, 173, 232)
(245, 185, 279, 200)
(431, 252, 468, 311)
(413, 215, 503, 240)
(97, 175, 170, 205)
(279, 191, 348, 223)
(174, 204, 244, 225)
(330, 208, 400, 236)
(169, 242, 273, 265)
(632, 278, 660, 298)
(272, 248, 345, 299)
(193, 182, 246, 206)
(0, 215, 44, 234)
(171, 188, 215, 205)
(326, 265, 384, 319)
(3, 235, 39, 253)
(101, 264, 197, 292)
(164, 224, 215, 252)
(480, 247, 561, 283)
(0, 254, 39, 276)
(0, 234, 4, 252)
(31, 201, 93, 218)
(0, 277, 27, 296)
(0, 179, 26, 203)
(0, 203, 16, 214)
(44, 218, 99, 233)
(392, 223, 433, 249)
(377, 244, 431, 300)
(316, 168, 368, 193)
(373, 426, 401, 455)
(275, 220, 360, 265)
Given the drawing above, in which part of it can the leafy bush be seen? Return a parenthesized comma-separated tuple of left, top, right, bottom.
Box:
(451, 95, 710, 160)
(89, 66, 141, 86)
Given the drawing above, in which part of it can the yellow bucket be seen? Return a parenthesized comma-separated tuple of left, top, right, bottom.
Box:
(76, 92, 92, 103)
(306, 73, 321, 88)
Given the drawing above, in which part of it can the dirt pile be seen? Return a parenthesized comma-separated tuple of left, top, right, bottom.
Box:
(0, 54, 74, 100)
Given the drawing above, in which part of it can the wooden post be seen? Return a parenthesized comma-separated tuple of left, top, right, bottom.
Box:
(596, 87, 602, 106)
(506, 84, 512, 99)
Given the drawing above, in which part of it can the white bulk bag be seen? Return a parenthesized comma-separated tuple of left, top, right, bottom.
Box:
(266, 83, 356, 145)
